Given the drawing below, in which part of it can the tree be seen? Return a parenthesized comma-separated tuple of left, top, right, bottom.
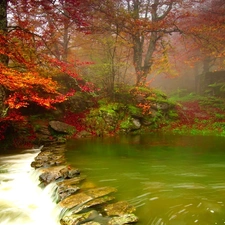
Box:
(74, 31, 133, 99)
(0, 0, 95, 119)
(167, 0, 225, 93)
(86, 0, 206, 86)
(0, 0, 7, 116)
(8, 0, 90, 61)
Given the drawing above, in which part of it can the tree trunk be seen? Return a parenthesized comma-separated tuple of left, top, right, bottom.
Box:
(0, 0, 8, 117)
(134, 32, 158, 86)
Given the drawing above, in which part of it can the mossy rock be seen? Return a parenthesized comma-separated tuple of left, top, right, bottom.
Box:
(120, 116, 141, 132)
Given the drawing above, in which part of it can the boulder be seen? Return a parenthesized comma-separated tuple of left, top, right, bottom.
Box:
(49, 121, 76, 134)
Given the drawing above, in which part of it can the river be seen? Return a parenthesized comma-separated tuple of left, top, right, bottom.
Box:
(65, 133, 225, 225)
(1, 134, 225, 224)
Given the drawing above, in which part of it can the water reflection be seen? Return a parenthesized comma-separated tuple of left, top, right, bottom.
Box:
(66, 134, 225, 224)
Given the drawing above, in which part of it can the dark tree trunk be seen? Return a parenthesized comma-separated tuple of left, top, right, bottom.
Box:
(0, 0, 8, 116)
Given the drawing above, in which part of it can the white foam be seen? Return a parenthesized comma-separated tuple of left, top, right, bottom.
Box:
(0, 147, 61, 225)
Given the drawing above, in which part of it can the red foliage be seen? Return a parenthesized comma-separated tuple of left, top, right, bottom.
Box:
(63, 110, 96, 136)
(167, 100, 224, 132)
(177, 101, 211, 125)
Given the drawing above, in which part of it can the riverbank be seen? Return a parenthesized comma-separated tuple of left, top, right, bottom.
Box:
(1, 86, 225, 151)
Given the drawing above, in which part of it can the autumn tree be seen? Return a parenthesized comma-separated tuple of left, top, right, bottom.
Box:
(73, 31, 134, 99)
(0, 0, 96, 123)
(165, 0, 225, 93)
(8, 0, 90, 61)
(85, 0, 206, 86)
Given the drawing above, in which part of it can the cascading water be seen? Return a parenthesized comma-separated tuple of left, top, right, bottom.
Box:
(0, 147, 61, 225)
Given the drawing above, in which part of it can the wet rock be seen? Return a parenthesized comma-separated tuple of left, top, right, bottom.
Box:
(59, 192, 93, 209)
(39, 166, 80, 185)
(39, 166, 65, 184)
(85, 187, 117, 199)
(31, 145, 67, 168)
(31, 156, 65, 168)
(108, 214, 138, 224)
(57, 176, 86, 201)
(31, 161, 45, 169)
(70, 196, 115, 214)
(57, 185, 80, 201)
(82, 222, 102, 225)
(59, 187, 117, 209)
(49, 121, 76, 134)
(104, 201, 136, 216)
(60, 210, 104, 225)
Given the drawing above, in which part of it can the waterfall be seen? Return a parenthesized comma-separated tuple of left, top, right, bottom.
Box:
(0, 147, 61, 225)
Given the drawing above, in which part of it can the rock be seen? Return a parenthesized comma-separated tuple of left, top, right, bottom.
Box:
(76, 130, 93, 138)
(59, 192, 93, 209)
(57, 176, 86, 187)
(156, 102, 170, 110)
(120, 117, 141, 132)
(71, 196, 115, 214)
(39, 166, 80, 185)
(108, 214, 138, 224)
(35, 124, 57, 144)
(57, 185, 80, 201)
(31, 144, 68, 168)
(60, 210, 105, 225)
(49, 121, 76, 134)
(56, 176, 86, 201)
(32, 149, 66, 168)
(85, 186, 117, 199)
(104, 201, 136, 216)
(31, 155, 65, 168)
(59, 186, 117, 209)
(132, 118, 141, 130)
(39, 166, 65, 184)
(82, 222, 102, 225)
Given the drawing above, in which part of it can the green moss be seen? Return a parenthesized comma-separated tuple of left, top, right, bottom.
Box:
(151, 88, 167, 98)
(199, 96, 225, 110)
(127, 105, 141, 115)
(120, 117, 132, 129)
(168, 110, 179, 120)
(215, 113, 225, 120)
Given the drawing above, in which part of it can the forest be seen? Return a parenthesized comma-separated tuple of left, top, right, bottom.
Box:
(0, 0, 225, 148)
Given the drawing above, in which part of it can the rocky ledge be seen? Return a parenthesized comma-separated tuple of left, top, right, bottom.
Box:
(31, 143, 138, 225)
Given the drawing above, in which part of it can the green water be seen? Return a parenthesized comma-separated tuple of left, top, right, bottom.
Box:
(65, 134, 225, 225)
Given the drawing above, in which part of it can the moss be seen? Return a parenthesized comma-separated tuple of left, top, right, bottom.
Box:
(168, 110, 179, 120)
(169, 92, 200, 102)
(132, 86, 152, 94)
(127, 105, 142, 115)
(119, 117, 134, 131)
(151, 88, 167, 98)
